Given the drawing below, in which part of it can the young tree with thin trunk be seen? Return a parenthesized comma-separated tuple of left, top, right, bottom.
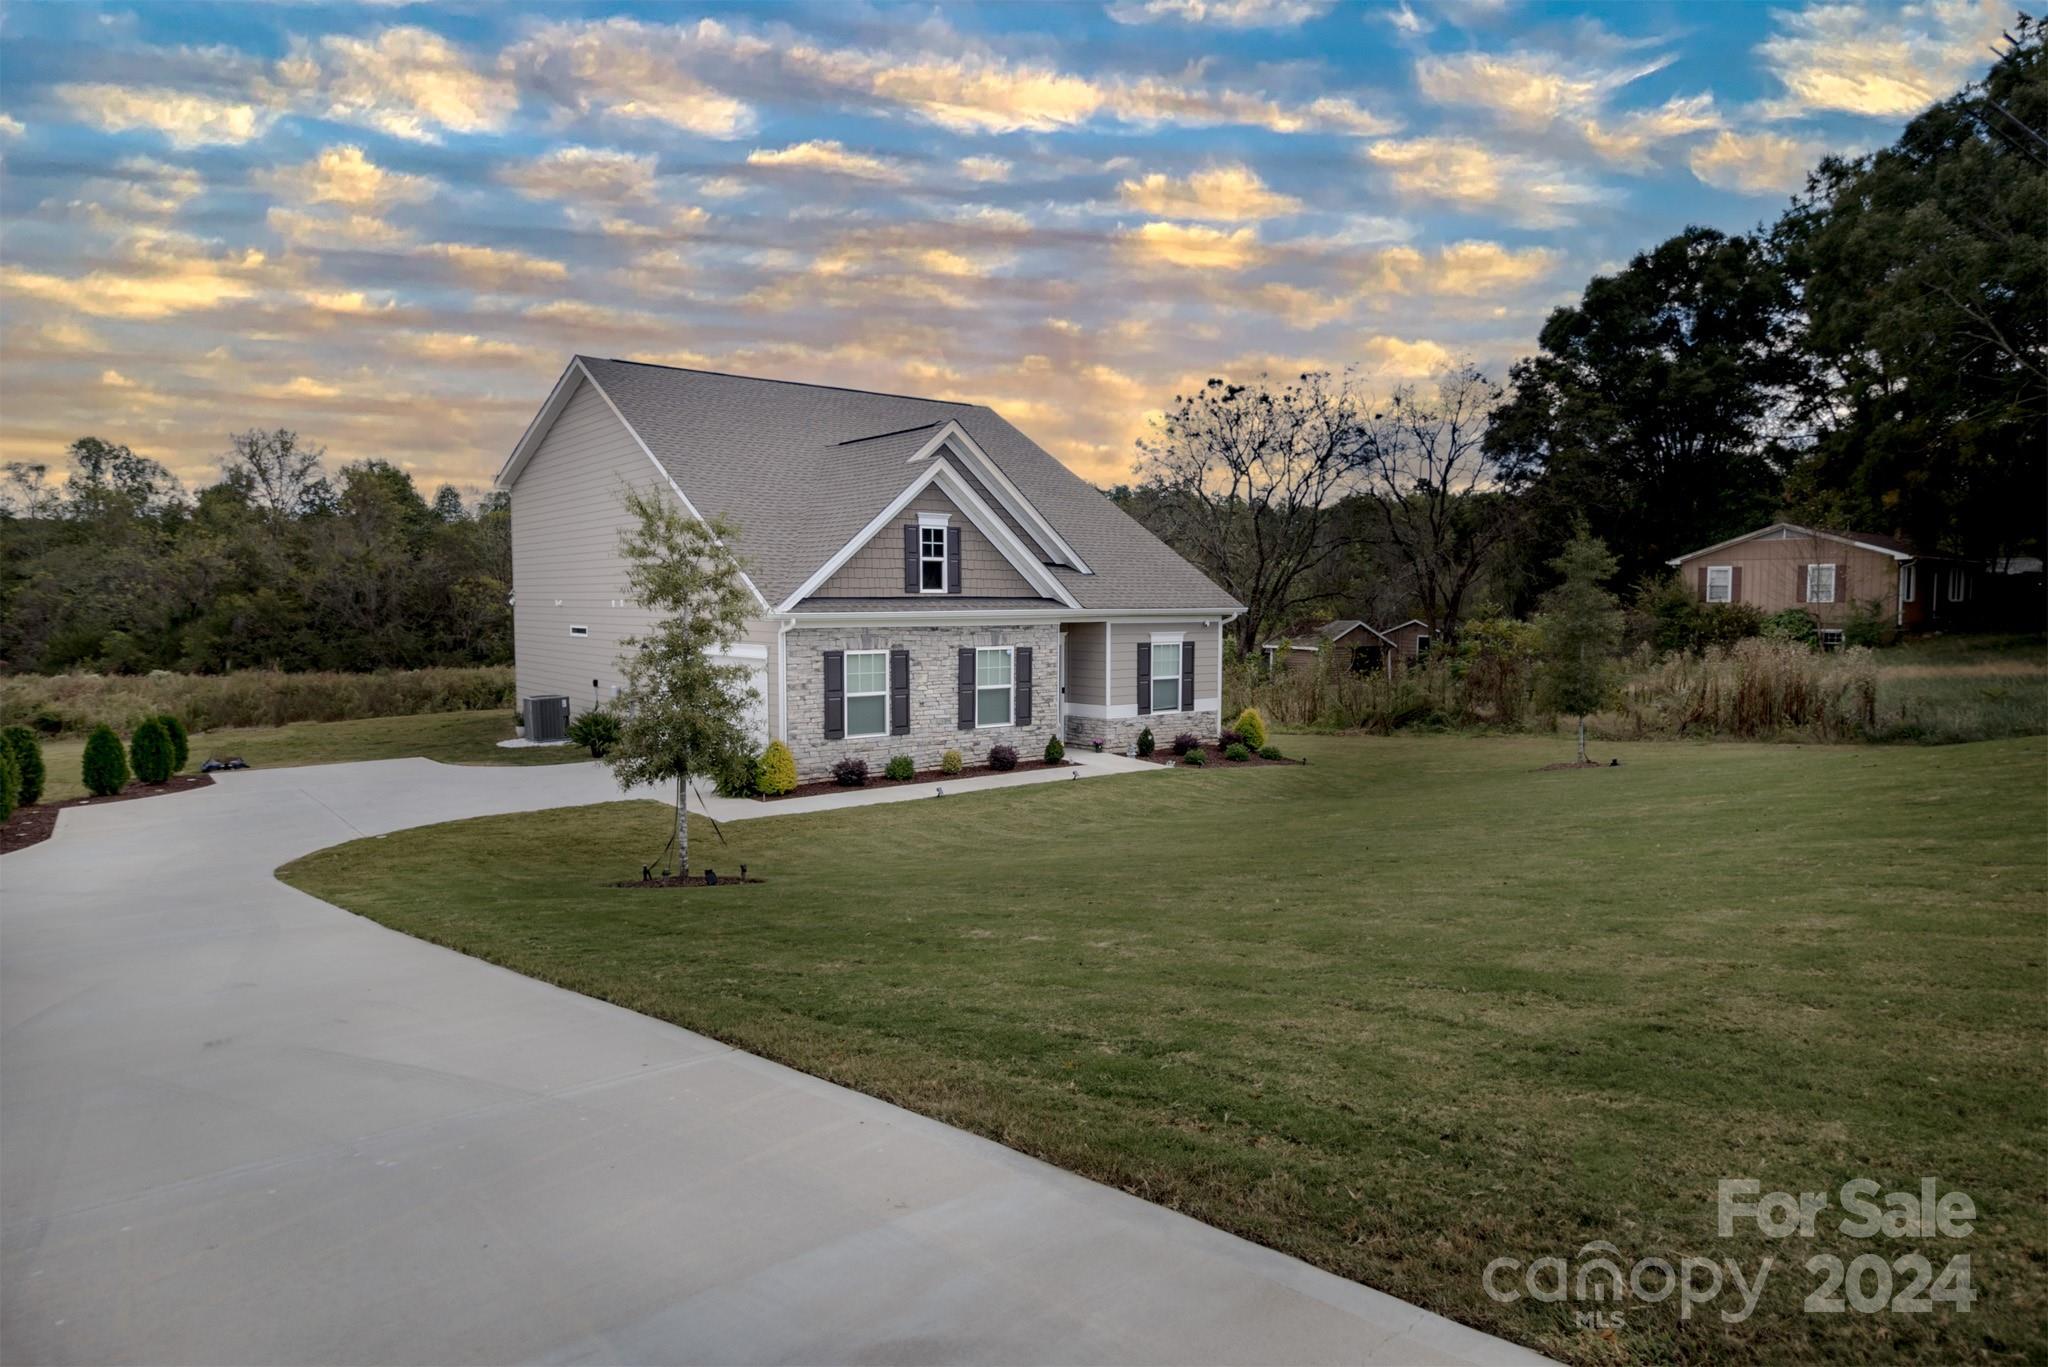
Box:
(603, 487, 758, 878)
(1535, 529, 1623, 763)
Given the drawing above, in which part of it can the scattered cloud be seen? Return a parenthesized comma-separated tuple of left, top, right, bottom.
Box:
(957, 155, 1012, 183)
(259, 145, 435, 209)
(1118, 164, 1302, 221)
(0, 229, 268, 318)
(1107, 0, 1334, 28)
(501, 146, 658, 203)
(0, 115, 25, 140)
(1581, 94, 1724, 168)
(1755, 0, 2004, 118)
(1688, 129, 1824, 193)
(283, 25, 518, 141)
(421, 242, 570, 287)
(54, 84, 275, 147)
(746, 139, 907, 181)
(1120, 221, 1264, 269)
(1363, 137, 1598, 226)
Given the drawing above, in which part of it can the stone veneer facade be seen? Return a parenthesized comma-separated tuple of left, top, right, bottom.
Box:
(784, 622, 1062, 780)
(1064, 710, 1220, 754)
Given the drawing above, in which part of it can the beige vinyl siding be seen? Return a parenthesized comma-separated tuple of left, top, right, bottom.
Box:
(1109, 621, 1213, 710)
(1674, 533, 1902, 625)
(510, 376, 778, 741)
(812, 486, 1038, 598)
(1064, 621, 1106, 706)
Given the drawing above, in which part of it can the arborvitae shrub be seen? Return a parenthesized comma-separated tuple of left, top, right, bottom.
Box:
(0, 747, 18, 822)
(1136, 727, 1154, 756)
(156, 714, 190, 772)
(1043, 736, 1065, 763)
(130, 718, 174, 784)
(756, 740, 798, 795)
(2, 725, 45, 806)
(82, 724, 128, 796)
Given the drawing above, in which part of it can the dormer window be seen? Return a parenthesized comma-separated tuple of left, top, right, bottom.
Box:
(918, 513, 949, 592)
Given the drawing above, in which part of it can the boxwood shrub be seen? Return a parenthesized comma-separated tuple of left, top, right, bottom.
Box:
(883, 754, 915, 781)
(940, 748, 964, 775)
(1181, 745, 1206, 766)
(1223, 742, 1251, 761)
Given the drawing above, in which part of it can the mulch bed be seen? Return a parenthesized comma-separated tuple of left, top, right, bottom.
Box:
(764, 757, 1073, 801)
(0, 773, 215, 855)
(612, 874, 765, 889)
(1140, 743, 1305, 768)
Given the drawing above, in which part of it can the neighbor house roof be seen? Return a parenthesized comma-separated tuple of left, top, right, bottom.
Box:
(1665, 522, 1920, 565)
(1261, 619, 1398, 650)
(501, 357, 1240, 615)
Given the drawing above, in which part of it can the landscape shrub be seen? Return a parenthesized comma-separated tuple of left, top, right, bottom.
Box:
(1219, 728, 1244, 748)
(82, 724, 128, 796)
(129, 718, 174, 784)
(566, 708, 621, 758)
(987, 743, 1018, 771)
(1223, 742, 1251, 761)
(1258, 744, 1283, 760)
(756, 739, 798, 795)
(831, 756, 869, 787)
(1843, 600, 1895, 649)
(1181, 745, 1206, 766)
(1171, 731, 1201, 756)
(883, 754, 915, 781)
(0, 747, 17, 821)
(1136, 727, 1154, 757)
(2, 725, 46, 806)
(0, 666, 517, 738)
(1043, 736, 1065, 763)
(714, 757, 760, 799)
(1760, 609, 1820, 645)
(155, 713, 190, 772)
(1627, 575, 1764, 654)
(1233, 706, 1267, 749)
(939, 748, 964, 775)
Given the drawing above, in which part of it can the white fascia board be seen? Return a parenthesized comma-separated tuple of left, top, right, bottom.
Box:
(570, 359, 773, 615)
(494, 359, 585, 490)
(775, 460, 1080, 612)
(781, 606, 1236, 626)
(1666, 522, 1914, 566)
(909, 421, 1091, 574)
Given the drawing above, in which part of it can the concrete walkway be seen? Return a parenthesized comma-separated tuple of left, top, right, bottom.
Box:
(1, 758, 1546, 1366)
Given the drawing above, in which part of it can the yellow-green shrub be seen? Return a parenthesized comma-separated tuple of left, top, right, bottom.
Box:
(1232, 706, 1267, 749)
(756, 739, 798, 795)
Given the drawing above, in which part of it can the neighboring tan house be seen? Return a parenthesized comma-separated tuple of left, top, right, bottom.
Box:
(1262, 620, 1399, 678)
(1665, 522, 1975, 640)
(498, 357, 1242, 779)
(1379, 619, 1437, 665)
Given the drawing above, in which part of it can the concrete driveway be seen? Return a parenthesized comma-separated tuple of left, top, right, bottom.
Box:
(1, 758, 1545, 1366)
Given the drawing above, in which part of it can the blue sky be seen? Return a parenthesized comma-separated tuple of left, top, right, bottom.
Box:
(0, 0, 2008, 492)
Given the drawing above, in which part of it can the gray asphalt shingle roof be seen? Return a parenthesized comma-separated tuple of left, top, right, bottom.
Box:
(577, 357, 1240, 614)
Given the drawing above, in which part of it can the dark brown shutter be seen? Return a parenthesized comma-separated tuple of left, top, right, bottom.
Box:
(1697, 566, 1708, 602)
(903, 525, 919, 593)
(1796, 566, 1807, 603)
(1015, 646, 1033, 724)
(1136, 640, 1151, 714)
(890, 648, 910, 735)
(946, 526, 963, 595)
(1730, 566, 1742, 603)
(823, 650, 844, 739)
(957, 647, 975, 729)
(1181, 639, 1195, 710)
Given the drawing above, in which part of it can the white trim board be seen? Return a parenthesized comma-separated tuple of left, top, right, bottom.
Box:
(1665, 522, 1914, 566)
(1067, 699, 1223, 720)
(776, 459, 1081, 612)
(906, 421, 1091, 574)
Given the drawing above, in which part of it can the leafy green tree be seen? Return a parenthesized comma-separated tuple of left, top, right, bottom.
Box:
(3, 725, 47, 805)
(1486, 227, 1792, 588)
(1776, 20, 2046, 562)
(1535, 530, 1624, 763)
(81, 724, 128, 796)
(601, 488, 759, 878)
(129, 718, 174, 784)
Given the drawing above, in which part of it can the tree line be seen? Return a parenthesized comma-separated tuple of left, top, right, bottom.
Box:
(0, 431, 511, 674)
(1121, 24, 2044, 654)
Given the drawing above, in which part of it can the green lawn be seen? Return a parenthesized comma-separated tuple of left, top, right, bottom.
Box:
(279, 733, 2047, 1365)
(35, 710, 588, 803)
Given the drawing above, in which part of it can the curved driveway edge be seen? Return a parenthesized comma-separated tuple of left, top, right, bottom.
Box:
(2, 759, 1549, 1366)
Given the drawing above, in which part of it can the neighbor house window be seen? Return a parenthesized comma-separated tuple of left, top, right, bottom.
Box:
(1807, 564, 1837, 603)
(920, 524, 947, 592)
(1819, 628, 1845, 651)
(844, 650, 888, 737)
(975, 647, 1013, 726)
(1706, 566, 1733, 603)
(1151, 640, 1181, 713)
(1946, 570, 1969, 603)
(1900, 564, 1916, 602)
(1415, 634, 1431, 661)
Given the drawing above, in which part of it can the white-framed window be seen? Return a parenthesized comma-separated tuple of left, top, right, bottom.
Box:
(569, 624, 589, 637)
(844, 650, 889, 738)
(975, 647, 1013, 726)
(1150, 640, 1182, 713)
(1900, 564, 1916, 603)
(919, 523, 947, 592)
(1705, 566, 1733, 603)
(1946, 570, 1969, 603)
(1819, 628, 1845, 651)
(1806, 563, 1837, 603)
(1415, 634, 1431, 660)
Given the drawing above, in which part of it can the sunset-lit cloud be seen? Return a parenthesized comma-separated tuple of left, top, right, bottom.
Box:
(1755, 0, 2003, 118)
(1118, 164, 1303, 220)
(1363, 137, 1598, 226)
(500, 146, 658, 203)
(1688, 129, 1826, 194)
(1121, 221, 1265, 269)
(54, 84, 276, 147)
(283, 26, 517, 142)
(746, 139, 908, 182)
